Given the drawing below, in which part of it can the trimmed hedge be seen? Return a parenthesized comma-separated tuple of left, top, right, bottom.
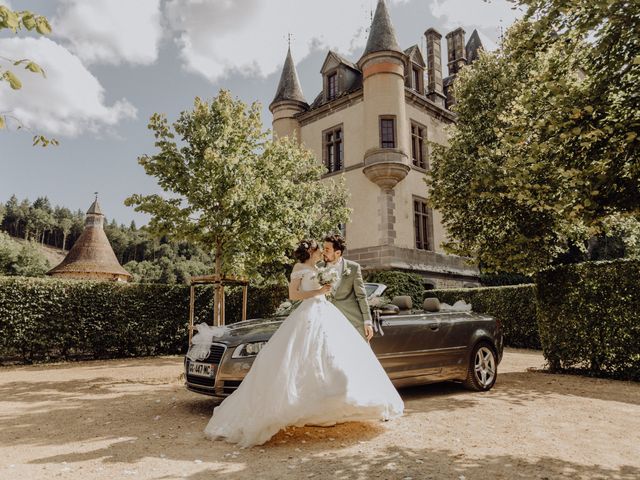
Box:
(365, 270, 426, 308)
(536, 259, 640, 381)
(429, 284, 539, 349)
(0, 276, 287, 364)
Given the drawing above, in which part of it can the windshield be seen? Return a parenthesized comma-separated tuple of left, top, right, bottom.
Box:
(365, 283, 383, 298)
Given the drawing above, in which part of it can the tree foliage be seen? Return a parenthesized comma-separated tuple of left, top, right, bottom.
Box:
(0, 5, 57, 146)
(125, 90, 350, 282)
(428, 1, 639, 274)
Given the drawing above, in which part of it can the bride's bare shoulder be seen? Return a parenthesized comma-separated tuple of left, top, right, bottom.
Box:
(292, 262, 314, 272)
(290, 262, 313, 282)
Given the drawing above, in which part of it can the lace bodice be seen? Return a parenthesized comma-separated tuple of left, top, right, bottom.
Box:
(290, 265, 321, 292)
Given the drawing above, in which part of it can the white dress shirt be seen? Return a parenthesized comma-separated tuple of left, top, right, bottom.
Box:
(331, 257, 344, 286)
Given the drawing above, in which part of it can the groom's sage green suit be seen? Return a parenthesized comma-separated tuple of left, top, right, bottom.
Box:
(322, 259, 372, 338)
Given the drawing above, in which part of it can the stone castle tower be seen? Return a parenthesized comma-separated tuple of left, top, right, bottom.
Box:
(47, 196, 132, 282)
(270, 0, 485, 288)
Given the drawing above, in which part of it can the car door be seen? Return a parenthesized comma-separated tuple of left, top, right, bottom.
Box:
(370, 313, 448, 381)
(427, 313, 469, 375)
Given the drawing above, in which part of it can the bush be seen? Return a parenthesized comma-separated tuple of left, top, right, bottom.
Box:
(536, 259, 640, 381)
(429, 285, 539, 349)
(0, 232, 50, 276)
(0, 276, 287, 364)
(365, 270, 426, 307)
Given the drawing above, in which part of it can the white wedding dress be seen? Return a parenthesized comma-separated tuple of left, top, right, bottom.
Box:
(203, 264, 404, 447)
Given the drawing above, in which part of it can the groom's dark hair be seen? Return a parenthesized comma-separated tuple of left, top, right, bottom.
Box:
(324, 234, 346, 254)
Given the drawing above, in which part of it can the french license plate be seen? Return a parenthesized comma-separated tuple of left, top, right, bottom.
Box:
(188, 362, 215, 378)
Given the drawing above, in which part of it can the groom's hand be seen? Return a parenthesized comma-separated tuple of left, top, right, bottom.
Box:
(364, 324, 374, 341)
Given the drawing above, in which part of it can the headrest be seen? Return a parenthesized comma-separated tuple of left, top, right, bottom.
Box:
(423, 297, 441, 312)
(391, 295, 412, 310)
(379, 304, 399, 315)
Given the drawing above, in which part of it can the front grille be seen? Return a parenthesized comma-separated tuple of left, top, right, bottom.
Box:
(185, 343, 227, 390)
(193, 343, 225, 363)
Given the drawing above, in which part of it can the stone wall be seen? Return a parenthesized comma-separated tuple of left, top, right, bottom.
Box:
(345, 245, 479, 288)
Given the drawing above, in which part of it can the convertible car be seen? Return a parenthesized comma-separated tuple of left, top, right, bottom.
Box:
(184, 283, 503, 399)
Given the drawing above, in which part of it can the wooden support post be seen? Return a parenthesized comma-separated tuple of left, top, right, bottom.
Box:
(242, 285, 248, 321)
(189, 285, 195, 344)
(221, 285, 226, 326)
(213, 284, 220, 327)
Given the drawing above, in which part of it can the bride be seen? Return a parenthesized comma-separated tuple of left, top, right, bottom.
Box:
(204, 239, 404, 447)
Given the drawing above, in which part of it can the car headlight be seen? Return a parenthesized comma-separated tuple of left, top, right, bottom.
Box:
(232, 342, 267, 358)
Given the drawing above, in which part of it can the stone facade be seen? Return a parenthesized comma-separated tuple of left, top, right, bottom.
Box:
(269, 0, 485, 288)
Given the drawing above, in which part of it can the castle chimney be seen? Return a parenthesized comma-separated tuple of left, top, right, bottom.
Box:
(424, 28, 446, 108)
(445, 27, 467, 76)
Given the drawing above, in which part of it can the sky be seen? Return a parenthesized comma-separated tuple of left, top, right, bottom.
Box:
(0, 0, 521, 226)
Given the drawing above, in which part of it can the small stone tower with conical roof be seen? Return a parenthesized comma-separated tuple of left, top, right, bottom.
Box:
(47, 195, 132, 282)
(269, 47, 308, 142)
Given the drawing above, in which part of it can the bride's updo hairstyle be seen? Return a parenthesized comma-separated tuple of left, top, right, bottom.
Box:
(294, 239, 319, 262)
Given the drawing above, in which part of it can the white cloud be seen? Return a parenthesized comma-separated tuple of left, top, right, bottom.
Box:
(164, 0, 408, 82)
(53, 0, 162, 66)
(0, 37, 136, 136)
(429, 0, 522, 32)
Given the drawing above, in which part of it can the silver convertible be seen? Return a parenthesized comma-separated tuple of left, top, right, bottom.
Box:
(184, 283, 503, 399)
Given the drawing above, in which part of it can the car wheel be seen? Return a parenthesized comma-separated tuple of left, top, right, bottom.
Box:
(463, 341, 497, 391)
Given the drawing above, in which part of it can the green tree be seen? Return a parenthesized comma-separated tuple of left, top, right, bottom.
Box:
(428, 3, 640, 274)
(0, 231, 49, 276)
(126, 90, 350, 324)
(0, 5, 57, 146)
(3, 195, 19, 236)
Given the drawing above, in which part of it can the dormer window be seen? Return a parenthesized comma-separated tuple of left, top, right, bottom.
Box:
(327, 72, 338, 100)
(412, 67, 422, 93)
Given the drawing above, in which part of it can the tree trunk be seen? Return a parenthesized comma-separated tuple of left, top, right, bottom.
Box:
(62, 233, 67, 251)
(214, 243, 223, 326)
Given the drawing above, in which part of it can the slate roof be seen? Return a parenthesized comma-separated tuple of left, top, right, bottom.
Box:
(465, 29, 484, 63)
(404, 44, 426, 67)
(270, 48, 307, 107)
(361, 0, 402, 57)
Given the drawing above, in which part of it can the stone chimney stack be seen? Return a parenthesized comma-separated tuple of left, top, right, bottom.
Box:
(445, 27, 467, 76)
(424, 28, 446, 108)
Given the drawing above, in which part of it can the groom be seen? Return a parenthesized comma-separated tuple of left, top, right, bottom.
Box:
(321, 234, 374, 341)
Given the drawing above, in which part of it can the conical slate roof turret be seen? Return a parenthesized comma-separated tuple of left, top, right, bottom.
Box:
(362, 0, 402, 57)
(270, 48, 307, 109)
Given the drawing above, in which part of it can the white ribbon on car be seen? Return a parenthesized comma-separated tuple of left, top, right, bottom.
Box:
(186, 323, 229, 361)
(440, 300, 472, 312)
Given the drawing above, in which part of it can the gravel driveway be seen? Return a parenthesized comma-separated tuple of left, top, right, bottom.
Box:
(1, 349, 638, 480)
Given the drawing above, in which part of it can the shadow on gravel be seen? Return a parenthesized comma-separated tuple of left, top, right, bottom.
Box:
(175, 444, 640, 480)
(1, 359, 638, 480)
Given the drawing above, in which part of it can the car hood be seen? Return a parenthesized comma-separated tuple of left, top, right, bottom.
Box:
(212, 317, 284, 346)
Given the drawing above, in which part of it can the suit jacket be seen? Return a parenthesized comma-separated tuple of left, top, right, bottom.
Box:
(320, 258, 372, 338)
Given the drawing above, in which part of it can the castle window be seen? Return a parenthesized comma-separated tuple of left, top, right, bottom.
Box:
(327, 72, 338, 101)
(323, 126, 343, 173)
(380, 118, 396, 149)
(414, 197, 433, 251)
(413, 67, 422, 93)
(411, 122, 427, 169)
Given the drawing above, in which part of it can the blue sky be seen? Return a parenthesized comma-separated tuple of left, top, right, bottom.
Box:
(0, 0, 520, 226)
